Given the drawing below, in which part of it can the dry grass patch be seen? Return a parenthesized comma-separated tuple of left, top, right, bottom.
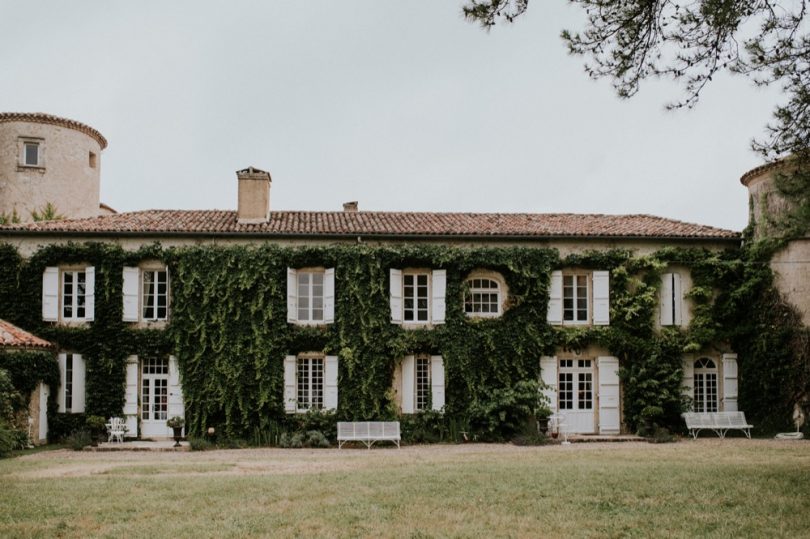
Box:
(0, 440, 808, 538)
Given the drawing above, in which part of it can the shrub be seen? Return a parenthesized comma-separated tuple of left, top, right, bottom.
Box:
(278, 430, 329, 448)
(188, 436, 214, 451)
(468, 380, 545, 441)
(49, 413, 87, 442)
(511, 431, 553, 446)
(0, 421, 22, 457)
(401, 410, 447, 443)
(305, 430, 330, 448)
(66, 430, 92, 451)
(287, 409, 337, 441)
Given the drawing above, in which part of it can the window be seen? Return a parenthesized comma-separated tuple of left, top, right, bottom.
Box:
(142, 270, 168, 320)
(23, 141, 40, 166)
(89, 151, 97, 168)
(693, 357, 718, 413)
(284, 354, 338, 413)
(298, 271, 324, 322)
(558, 359, 593, 411)
(57, 352, 85, 413)
(390, 269, 446, 325)
(297, 356, 324, 411)
(660, 272, 684, 326)
(122, 266, 170, 322)
(404, 273, 429, 322)
(547, 270, 610, 326)
(141, 358, 169, 421)
(287, 268, 334, 324)
(43, 267, 95, 323)
(400, 354, 445, 413)
(464, 278, 501, 316)
(563, 274, 589, 323)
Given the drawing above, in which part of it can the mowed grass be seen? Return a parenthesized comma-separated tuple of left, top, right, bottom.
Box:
(1, 440, 809, 538)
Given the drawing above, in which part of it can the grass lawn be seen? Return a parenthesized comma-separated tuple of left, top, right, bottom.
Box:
(1, 439, 809, 538)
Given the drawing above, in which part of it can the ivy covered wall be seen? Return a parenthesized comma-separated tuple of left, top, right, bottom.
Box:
(0, 237, 805, 438)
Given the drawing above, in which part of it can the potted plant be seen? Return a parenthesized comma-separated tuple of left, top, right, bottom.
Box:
(536, 403, 552, 435)
(167, 416, 185, 447)
(85, 415, 107, 447)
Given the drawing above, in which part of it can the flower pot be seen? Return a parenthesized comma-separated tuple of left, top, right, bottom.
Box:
(172, 426, 183, 447)
(537, 417, 550, 435)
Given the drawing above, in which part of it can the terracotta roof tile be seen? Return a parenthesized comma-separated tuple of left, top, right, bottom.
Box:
(0, 319, 52, 349)
(0, 210, 740, 239)
(0, 112, 107, 149)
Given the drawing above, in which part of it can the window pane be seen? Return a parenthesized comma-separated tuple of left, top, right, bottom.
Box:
(415, 357, 431, 411)
(24, 143, 39, 165)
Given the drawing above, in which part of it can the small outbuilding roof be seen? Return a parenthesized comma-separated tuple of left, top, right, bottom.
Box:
(0, 319, 53, 349)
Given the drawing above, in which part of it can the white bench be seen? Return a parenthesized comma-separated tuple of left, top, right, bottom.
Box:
(337, 421, 401, 449)
(682, 412, 753, 439)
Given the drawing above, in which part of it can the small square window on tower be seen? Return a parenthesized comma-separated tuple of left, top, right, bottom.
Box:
(23, 141, 40, 166)
(89, 151, 97, 168)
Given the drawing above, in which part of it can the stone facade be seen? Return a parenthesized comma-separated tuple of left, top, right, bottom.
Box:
(0, 113, 104, 223)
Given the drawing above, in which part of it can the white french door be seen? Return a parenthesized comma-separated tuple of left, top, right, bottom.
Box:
(141, 358, 169, 437)
(558, 359, 596, 433)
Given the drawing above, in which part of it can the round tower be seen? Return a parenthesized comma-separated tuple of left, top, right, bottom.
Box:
(0, 112, 107, 223)
(741, 160, 810, 325)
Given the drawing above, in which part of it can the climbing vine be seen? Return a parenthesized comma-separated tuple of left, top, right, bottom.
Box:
(0, 236, 806, 439)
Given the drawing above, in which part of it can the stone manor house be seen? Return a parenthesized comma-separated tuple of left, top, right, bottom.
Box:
(1, 112, 807, 441)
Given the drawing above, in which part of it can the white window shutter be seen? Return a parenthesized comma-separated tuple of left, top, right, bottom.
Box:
(722, 353, 738, 412)
(401, 355, 415, 413)
(682, 356, 694, 403)
(592, 270, 610, 326)
(324, 355, 339, 410)
(84, 266, 95, 321)
(431, 355, 445, 411)
(284, 355, 297, 413)
(124, 356, 139, 437)
(286, 268, 298, 323)
(660, 273, 674, 326)
(672, 273, 683, 326)
(546, 271, 563, 325)
(597, 356, 620, 434)
(122, 267, 140, 322)
(323, 268, 335, 324)
(73, 354, 86, 413)
(390, 269, 403, 324)
(540, 356, 558, 415)
(431, 270, 446, 324)
(42, 267, 59, 322)
(168, 355, 184, 420)
(57, 352, 67, 413)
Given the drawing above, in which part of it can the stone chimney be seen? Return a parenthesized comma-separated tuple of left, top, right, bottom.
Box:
(237, 166, 271, 224)
(343, 201, 358, 212)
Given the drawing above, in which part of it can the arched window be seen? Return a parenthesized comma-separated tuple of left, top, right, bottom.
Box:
(464, 278, 501, 317)
(693, 358, 718, 413)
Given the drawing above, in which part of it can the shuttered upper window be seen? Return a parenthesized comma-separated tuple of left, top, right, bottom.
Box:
(660, 272, 684, 326)
(42, 266, 95, 323)
(287, 268, 335, 325)
(390, 269, 446, 325)
(546, 270, 609, 326)
(122, 266, 170, 323)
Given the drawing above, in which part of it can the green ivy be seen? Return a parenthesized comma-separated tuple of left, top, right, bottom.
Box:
(0, 238, 806, 438)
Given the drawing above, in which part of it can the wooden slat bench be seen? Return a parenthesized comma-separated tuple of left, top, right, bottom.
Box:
(337, 421, 401, 449)
(682, 412, 753, 439)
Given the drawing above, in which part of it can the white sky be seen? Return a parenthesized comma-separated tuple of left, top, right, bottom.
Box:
(0, 1, 781, 231)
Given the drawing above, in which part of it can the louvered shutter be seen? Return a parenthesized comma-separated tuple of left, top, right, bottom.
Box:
(597, 356, 620, 434)
(323, 268, 335, 324)
(168, 355, 184, 419)
(124, 356, 139, 436)
(84, 266, 95, 321)
(286, 268, 298, 323)
(682, 356, 694, 403)
(660, 273, 674, 326)
(722, 353, 738, 412)
(57, 352, 67, 412)
(390, 269, 402, 324)
(540, 356, 558, 415)
(546, 271, 563, 324)
(431, 355, 445, 411)
(122, 267, 140, 322)
(672, 273, 683, 326)
(72, 354, 86, 413)
(592, 270, 610, 325)
(401, 355, 415, 413)
(431, 270, 446, 324)
(42, 267, 59, 321)
(324, 355, 339, 410)
(284, 355, 297, 413)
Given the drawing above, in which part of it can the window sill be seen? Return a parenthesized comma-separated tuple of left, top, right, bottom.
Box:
(464, 313, 501, 320)
(17, 165, 45, 172)
(400, 322, 436, 330)
(290, 321, 331, 327)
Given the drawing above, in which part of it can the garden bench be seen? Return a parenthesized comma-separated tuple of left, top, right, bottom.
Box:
(337, 421, 401, 449)
(682, 412, 753, 439)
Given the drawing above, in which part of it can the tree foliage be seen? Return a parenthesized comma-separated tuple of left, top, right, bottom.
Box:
(463, 0, 810, 167)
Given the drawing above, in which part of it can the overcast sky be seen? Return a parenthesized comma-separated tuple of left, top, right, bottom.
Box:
(1, 1, 781, 231)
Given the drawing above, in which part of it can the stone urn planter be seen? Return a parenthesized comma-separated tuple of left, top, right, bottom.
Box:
(166, 416, 185, 448)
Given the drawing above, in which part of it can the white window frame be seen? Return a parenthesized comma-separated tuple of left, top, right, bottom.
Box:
(403, 271, 431, 323)
(19, 137, 44, 168)
(400, 354, 445, 413)
(57, 352, 85, 413)
(693, 357, 719, 413)
(141, 268, 169, 321)
(562, 273, 590, 325)
(415, 355, 432, 411)
(464, 277, 502, 318)
(297, 270, 326, 323)
(558, 359, 594, 411)
(296, 355, 325, 411)
(287, 268, 335, 325)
